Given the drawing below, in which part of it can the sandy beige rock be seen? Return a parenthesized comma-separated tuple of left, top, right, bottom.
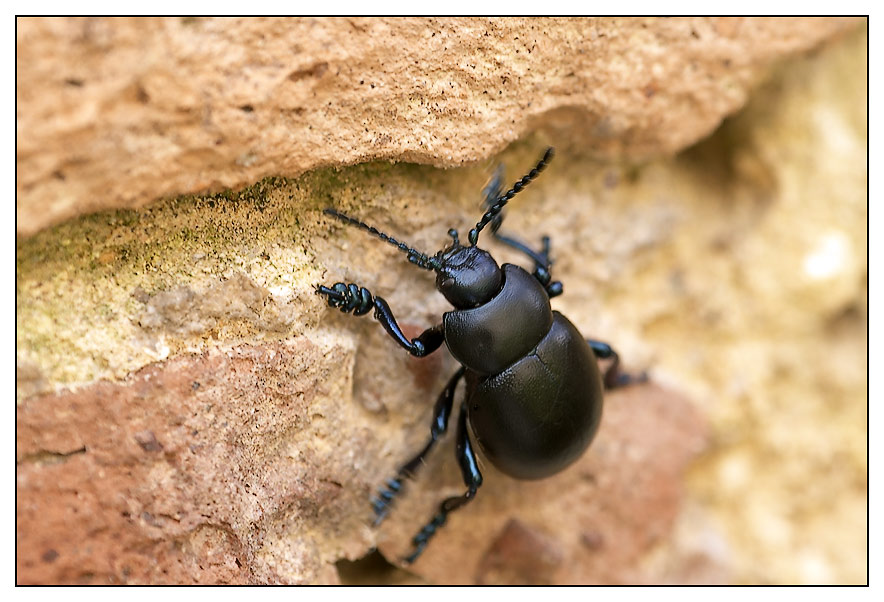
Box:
(16, 20, 866, 585)
(16, 17, 860, 236)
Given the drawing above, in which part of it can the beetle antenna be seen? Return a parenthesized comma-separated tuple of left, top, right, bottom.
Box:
(323, 209, 442, 271)
(468, 147, 554, 246)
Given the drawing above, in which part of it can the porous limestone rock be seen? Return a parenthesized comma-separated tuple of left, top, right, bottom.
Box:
(16, 17, 860, 236)
(16, 18, 866, 585)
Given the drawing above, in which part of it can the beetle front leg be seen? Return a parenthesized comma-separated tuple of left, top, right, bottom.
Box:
(492, 233, 563, 298)
(371, 367, 465, 526)
(481, 164, 563, 297)
(587, 339, 648, 389)
(402, 400, 483, 564)
(317, 282, 444, 357)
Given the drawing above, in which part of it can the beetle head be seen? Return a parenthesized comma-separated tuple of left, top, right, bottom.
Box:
(322, 147, 553, 309)
(434, 237, 501, 308)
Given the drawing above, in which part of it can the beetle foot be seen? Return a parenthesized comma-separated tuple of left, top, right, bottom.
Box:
(316, 282, 374, 316)
(605, 369, 649, 390)
(546, 280, 563, 297)
(370, 477, 403, 527)
(401, 512, 446, 564)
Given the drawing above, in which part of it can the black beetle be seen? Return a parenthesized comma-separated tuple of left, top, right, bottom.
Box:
(318, 148, 640, 563)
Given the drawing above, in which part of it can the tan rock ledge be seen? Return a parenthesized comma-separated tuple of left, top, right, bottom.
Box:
(16, 16, 860, 236)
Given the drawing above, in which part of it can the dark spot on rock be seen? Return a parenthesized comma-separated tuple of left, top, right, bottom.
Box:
(64, 78, 84, 87)
(604, 171, 619, 189)
(42, 549, 59, 563)
(240, 104, 254, 113)
(580, 530, 605, 551)
(191, 381, 201, 391)
(131, 286, 150, 304)
(476, 518, 563, 585)
(336, 549, 406, 585)
(134, 430, 163, 452)
(288, 62, 328, 82)
(399, 323, 444, 391)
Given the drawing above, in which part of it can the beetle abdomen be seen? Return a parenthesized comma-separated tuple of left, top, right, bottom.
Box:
(443, 264, 552, 375)
(466, 312, 604, 480)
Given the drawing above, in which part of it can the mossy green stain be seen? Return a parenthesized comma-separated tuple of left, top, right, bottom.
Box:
(16, 159, 488, 395)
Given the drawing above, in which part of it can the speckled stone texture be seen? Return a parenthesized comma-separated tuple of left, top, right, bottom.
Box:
(17, 341, 362, 584)
(17, 18, 866, 585)
(16, 17, 859, 236)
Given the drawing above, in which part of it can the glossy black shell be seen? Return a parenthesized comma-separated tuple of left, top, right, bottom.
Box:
(444, 264, 552, 374)
(443, 263, 604, 480)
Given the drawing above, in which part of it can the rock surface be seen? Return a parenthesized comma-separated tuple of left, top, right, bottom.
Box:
(17, 341, 363, 584)
(16, 17, 860, 236)
(16, 18, 866, 584)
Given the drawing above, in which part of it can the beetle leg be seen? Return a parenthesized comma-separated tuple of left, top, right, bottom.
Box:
(586, 339, 649, 389)
(402, 400, 483, 564)
(372, 297, 445, 357)
(480, 162, 563, 296)
(481, 166, 547, 263)
(488, 232, 563, 298)
(371, 367, 465, 526)
(316, 283, 445, 357)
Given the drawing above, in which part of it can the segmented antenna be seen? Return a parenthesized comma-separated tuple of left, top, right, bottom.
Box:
(323, 209, 441, 271)
(468, 147, 555, 246)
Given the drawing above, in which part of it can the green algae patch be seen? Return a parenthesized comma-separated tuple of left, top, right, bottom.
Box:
(15, 151, 521, 400)
(14, 167, 408, 397)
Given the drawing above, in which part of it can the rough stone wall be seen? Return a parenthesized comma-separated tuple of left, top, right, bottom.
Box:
(17, 17, 859, 236)
(17, 18, 866, 584)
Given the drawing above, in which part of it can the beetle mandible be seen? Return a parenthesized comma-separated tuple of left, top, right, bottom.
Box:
(317, 148, 640, 563)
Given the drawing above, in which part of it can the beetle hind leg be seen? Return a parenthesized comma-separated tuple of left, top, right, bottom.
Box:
(587, 339, 649, 389)
(402, 400, 483, 564)
(371, 368, 465, 526)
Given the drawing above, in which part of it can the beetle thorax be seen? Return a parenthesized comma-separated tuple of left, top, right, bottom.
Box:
(434, 245, 502, 309)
